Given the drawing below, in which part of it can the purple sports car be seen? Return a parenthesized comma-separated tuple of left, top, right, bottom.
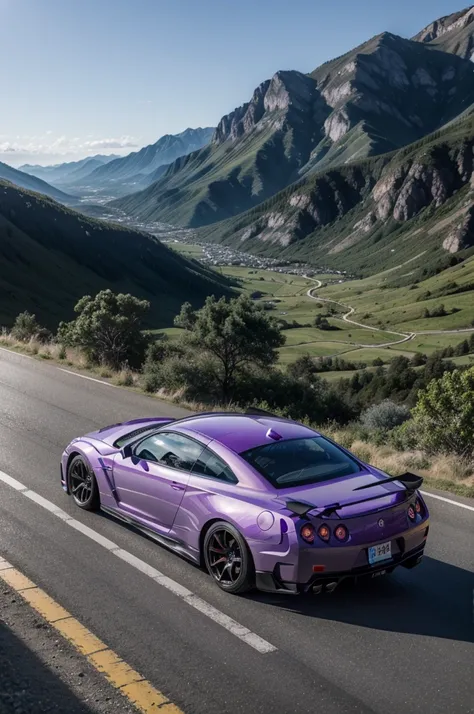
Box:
(61, 412, 429, 595)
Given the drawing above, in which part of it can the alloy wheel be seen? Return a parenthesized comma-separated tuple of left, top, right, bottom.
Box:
(70, 459, 93, 505)
(207, 528, 243, 585)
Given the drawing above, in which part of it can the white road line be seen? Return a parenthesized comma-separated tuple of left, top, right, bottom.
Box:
(420, 490, 474, 512)
(0, 346, 35, 360)
(0, 470, 277, 654)
(0, 346, 115, 388)
(58, 368, 117, 388)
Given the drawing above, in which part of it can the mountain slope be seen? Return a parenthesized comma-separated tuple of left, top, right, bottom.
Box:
(20, 155, 118, 184)
(201, 115, 474, 276)
(0, 163, 75, 204)
(0, 181, 230, 328)
(113, 29, 474, 229)
(71, 128, 214, 193)
(413, 5, 474, 58)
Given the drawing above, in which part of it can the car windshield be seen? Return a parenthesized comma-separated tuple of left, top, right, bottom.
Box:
(241, 436, 362, 489)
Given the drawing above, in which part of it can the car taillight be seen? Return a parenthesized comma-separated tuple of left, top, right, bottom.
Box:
(415, 498, 423, 515)
(334, 524, 349, 542)
(301, 524, 315, 543)
(317, 524, 331, 542)
(407, 505, 416, 521)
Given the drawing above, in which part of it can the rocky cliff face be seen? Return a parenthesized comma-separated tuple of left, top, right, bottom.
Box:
(413, 6, 474, 44)
(413, 5, 474, 59)
(213, 71, 330, 149)
(205, 117, 474, 273)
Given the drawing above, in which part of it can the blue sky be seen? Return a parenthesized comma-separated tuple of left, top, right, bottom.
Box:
(0, 0, 469, 166)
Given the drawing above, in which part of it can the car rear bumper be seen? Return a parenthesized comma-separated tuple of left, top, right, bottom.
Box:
(255, 527, 429, 594)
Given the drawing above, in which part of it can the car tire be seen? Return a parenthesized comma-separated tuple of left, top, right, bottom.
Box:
(67, 455, 100, 511)
(203, 521, 255, 594)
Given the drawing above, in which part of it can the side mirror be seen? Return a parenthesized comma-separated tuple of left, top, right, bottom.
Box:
(122, 444, 133, 460)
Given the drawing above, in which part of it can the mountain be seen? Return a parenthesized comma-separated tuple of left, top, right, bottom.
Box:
(201, 114, 474, 277)
(112, 26, 474, 229)
(20, 155, 119, 184)
(0, 162, 75, 204)
(413, 5, 474, 59)
(67, 128, 214, 193)
(0, 181, 230, 329)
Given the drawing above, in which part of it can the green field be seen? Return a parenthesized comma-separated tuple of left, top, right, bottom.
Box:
(318, 255, 474, 334)
(170, 243, 204, 257)
(163, 249, 474, 370)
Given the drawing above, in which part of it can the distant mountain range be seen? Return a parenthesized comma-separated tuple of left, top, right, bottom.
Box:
(19, 154, 119, 185)
(0, 180, 230, 328)
(109, 5, 474, 277)
(0, 162, 75, 204)
(54, 127, 215, 195)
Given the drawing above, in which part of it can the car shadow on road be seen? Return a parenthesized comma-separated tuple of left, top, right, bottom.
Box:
(0, 621, 98, 714)
(248, 556, 474, 643)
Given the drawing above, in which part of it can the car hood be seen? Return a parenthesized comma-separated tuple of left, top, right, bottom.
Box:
(83, 417, 175, 448)
(275, 467, 410, 518)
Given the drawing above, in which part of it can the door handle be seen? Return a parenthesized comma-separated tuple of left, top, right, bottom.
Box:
(171, 482, 185, 491)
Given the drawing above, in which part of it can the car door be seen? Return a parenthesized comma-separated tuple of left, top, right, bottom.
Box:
(112, 432, 206, 532)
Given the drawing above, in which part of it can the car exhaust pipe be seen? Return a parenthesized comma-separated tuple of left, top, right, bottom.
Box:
(324, 581, 338, 594)
(312, 584, 323, 595)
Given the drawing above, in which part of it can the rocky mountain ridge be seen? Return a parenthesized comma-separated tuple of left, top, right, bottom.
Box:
(413, 5, 474, 58)
(202, 116, 474, 275)
(113, 10, 474, 231)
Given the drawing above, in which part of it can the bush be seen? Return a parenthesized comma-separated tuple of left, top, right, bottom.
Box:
(412, 367, 474, 456)
(389, 420, 420, 451)
(360, 400, 410, 431)
(11, 311, 46, 342)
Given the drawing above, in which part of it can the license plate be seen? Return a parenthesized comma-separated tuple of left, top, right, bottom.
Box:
(368, 541, 392, 565)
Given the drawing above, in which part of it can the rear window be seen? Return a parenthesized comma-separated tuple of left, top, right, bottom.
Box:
(241, 436, 361, 489)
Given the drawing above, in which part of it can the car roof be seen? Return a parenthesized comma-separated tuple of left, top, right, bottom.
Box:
(171, 413, 319, 453)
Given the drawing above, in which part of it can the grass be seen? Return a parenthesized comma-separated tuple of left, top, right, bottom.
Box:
(153, 257, 474, 366)
(170, 243, 204, 257)
(1, 332, 472, 499)
(323, 429, 474, 498)
(318, 254, 474, 335)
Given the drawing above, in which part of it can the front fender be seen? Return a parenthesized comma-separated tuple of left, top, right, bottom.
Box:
(61, 439, 117, 504)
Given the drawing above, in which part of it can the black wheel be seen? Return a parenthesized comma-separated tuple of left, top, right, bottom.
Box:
(67, 455, 100, 511)
(203, 521, 254, 594)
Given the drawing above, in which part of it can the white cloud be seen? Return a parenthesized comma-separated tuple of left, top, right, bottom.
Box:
(0, 133, 139, 156)
(82, 137, 138, 150)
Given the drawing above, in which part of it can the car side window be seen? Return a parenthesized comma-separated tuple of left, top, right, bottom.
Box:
(192, 448, 237, 483)
(135, 432, 204, 472)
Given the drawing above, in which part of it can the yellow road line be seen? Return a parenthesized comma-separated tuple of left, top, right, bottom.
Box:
(0, 556, 183, 713)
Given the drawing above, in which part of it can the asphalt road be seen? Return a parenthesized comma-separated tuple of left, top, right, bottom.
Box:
(0, 347, 473, 714)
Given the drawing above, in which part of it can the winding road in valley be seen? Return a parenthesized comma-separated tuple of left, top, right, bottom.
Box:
(0, 347, 473, 714)
(306, 279, 474, 350)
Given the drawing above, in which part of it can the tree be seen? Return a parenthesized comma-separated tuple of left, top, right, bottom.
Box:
(287, 355, 319, 382)
(176, 295, 285, 400)
(411, 352, 427, 367)
(412, 367, 474, 456)
(58, 290, 150, 368)
(174, 302, 197, 331)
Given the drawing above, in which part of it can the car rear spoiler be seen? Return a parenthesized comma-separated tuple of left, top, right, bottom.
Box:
(285, 472, 423, 519)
